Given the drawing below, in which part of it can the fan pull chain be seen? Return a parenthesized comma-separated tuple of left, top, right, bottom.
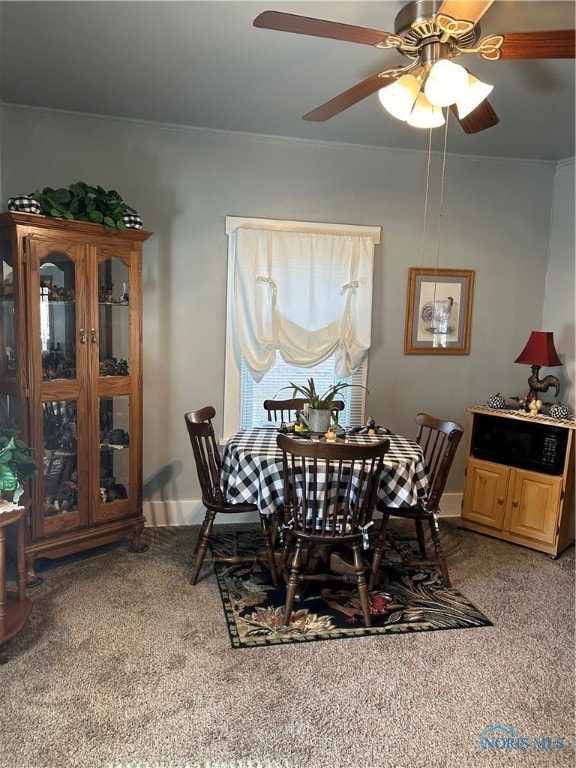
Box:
(434, 108, 450, 275)
(420, 127, 434, 271)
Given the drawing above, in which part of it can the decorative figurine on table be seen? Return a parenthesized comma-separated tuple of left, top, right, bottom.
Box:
(119, 282, 129, 305)
(549, 403, 570, 419)
(528, 397, 543, 416)
(487, 393, 506, 409)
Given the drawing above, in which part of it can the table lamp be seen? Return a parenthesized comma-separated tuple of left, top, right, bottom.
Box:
(514, 331, 562, 401)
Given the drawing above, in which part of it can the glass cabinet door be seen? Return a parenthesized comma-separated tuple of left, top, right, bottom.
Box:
(98, 257, 130, 377)
(99, 395, 130, 505)
(0, 243, 17, 383)
(94, 252, 135, 521)
(39, 252, 78, 381)
(28, 241, 87, 535)
(0, 238, 20, 431)
(42, 399, 79, 518)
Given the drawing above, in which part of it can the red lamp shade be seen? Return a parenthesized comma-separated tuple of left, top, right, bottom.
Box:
(514, 331, 562, 367)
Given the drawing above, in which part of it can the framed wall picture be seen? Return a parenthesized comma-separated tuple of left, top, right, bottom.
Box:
(405, 267, 475, 355)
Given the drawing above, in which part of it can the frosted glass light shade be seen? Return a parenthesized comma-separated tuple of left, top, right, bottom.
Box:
(378, 75, 421, 121)
(455, 74, 494, 118)
(424, 59, 469, 107)
(407, 93, 445, 128)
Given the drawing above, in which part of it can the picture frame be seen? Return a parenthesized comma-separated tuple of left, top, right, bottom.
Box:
(404, 267, 475, 355)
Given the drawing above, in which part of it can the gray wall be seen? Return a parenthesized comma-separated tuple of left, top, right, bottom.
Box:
(544, 159, 575, 406)
(0, 105, 573, 523)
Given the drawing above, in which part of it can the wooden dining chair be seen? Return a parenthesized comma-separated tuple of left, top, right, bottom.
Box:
(184, 407, 278, 586)
(277, 432, 389, 627)
(263, 398, 345, 423)
(369, 412, 464, 589)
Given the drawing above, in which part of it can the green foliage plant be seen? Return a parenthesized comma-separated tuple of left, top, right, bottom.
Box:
(282, 377, 367, 410)
(0, 428, 38, 504)
(30, 182, 137, 231)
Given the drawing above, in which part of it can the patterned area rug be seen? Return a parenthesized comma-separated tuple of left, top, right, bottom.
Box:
(212, 530, 492, 648)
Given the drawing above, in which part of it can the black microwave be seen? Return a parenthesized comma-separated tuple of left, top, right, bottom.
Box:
(472, 413, 568, 475)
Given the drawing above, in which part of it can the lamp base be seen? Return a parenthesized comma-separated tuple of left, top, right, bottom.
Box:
(527, 365, 560, 401)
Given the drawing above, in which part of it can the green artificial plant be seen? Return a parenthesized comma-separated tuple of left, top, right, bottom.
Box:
(0, 428, 38, 504)
(30, 182, 137, 231)
(282, 377, 367, 411)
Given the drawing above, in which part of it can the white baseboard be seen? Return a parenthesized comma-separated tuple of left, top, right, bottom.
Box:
(143, 493, 463, 526)
(438, 492, 463, 518)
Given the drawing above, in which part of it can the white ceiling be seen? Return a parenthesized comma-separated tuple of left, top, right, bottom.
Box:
(1, 1, 574, 161)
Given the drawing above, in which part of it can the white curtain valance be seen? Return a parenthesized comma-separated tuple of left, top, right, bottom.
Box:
(233, 227, 375, 382)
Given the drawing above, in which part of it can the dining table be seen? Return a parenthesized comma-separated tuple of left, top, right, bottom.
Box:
(221, 427, 430, 517)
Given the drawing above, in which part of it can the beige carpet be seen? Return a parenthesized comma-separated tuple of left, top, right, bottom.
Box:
(0, 519, 574, 768)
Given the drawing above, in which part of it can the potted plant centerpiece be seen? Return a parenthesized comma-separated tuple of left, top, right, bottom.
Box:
(0, 428, 38, 505)
(283, 377, 366, 433)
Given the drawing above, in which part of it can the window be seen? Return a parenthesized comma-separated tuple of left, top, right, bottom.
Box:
(223, 217, 380, 438)
(239, 353, 367, 430)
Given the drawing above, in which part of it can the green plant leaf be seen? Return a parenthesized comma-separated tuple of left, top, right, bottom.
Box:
(52, 188, 72, 204)
(12, 482, 25, 504)
(0, 464, 18, 491)
(70, 182, 88, 196)
(89, 210, 104, 223)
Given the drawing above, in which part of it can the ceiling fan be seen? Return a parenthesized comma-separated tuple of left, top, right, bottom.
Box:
(254, 0, 575, 133)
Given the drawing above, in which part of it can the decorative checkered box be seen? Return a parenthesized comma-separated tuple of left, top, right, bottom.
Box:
(7, 195, 41, 214)
(122, 213, 143, 229)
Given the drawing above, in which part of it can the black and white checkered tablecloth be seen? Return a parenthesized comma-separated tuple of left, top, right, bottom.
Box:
(221, 428, 429, 515)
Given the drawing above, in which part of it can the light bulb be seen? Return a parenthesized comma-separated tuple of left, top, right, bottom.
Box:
(378, 74, 421, 121)
(455, 74, 494, 119)
(407, 93, 445, 129)
(424, 59, 469, 107)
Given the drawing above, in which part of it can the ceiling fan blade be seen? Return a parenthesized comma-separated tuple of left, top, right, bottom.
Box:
(498, 30, 575, 59)
(253, 11, 391, 46)
(450, 100, 499, 134)
(303, 73, 395, 122)
(438, 1, 494, 26)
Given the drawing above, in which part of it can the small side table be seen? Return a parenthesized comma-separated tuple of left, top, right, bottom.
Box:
(0, 502, 32, 648)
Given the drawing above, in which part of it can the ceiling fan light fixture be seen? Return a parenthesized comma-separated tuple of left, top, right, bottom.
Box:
(378, 74, 421, 121)
(455, 74, 494, 119)
(407, 92, 445, 129)
(424, 59, 469, 108)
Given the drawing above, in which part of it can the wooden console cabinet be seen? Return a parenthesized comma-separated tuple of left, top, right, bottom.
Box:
(0, 212, 152, 581)
(461, 407, 575, 557)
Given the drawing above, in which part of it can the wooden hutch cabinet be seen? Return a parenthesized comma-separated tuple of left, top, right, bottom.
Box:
(461, 406, 575, 557)
(0, 212, 152, 581)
